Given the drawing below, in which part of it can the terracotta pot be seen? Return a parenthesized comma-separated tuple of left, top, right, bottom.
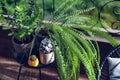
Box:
(40, 51, 55, 64)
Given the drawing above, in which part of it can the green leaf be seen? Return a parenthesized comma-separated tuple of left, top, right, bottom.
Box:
(0, 14, 4, 22)
(8, 32, 14, 36)
(18, 31, 26, 39)
(2, 25, 10, 30)
(16, 6, 24, 12)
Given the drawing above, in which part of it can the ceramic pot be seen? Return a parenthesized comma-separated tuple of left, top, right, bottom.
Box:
(40, 51, 55, 64)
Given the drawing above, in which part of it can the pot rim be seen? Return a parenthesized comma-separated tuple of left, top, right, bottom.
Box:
(12, 36, 33, 45)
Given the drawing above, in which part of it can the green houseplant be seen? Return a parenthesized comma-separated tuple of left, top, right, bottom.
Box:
(36, 0, 119, 80)
(0, 0, 41, 59)
(0, 0, 120, 80)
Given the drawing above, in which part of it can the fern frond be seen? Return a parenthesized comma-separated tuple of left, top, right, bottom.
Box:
(55, 0, 78, 15)
(64, 15, 110, 28)
(55, 46, 68, 80)
(62, 26, 100, 74)
(76, 25, 119, 47)
(70, 7, 96, 16)
(47, 24, 100, 80)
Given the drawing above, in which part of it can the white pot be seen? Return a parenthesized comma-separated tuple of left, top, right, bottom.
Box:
(40, 51, 55, 64)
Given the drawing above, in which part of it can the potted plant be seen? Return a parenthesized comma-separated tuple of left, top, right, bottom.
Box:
(39, 37, 55, 64)
(34, 28, 55, 64)
(35, 0, 119, 80)
(0, 0, 40, 60)
(0, 0, 120, 80)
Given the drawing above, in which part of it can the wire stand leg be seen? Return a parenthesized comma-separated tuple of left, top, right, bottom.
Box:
(17, 64, 23, 80)
(39, 68, 42, 80)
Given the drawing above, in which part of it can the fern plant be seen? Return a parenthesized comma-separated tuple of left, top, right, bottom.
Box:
(0, 0, 119, 80)
(38, 0, 119, 80)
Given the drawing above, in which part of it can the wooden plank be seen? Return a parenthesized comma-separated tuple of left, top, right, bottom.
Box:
(0, 73, 15, 80)
(0, 56, 88, 80)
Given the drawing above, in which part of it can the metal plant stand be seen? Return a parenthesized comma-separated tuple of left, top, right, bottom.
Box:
(17, 64, 43, 80)
(16, 57, 54, 80)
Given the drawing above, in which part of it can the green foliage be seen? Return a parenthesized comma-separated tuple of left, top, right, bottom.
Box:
(46, 24, 101, 80)
(95, 0, 120, 29)
(0, 0, 42, 41)
(39, 0, 119, 80)
(0, 0, 120, 80)
(0, 0, 26, 15)
(55, 47, 68, 80)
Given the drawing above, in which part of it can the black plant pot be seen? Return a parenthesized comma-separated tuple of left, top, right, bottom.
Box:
(36, 34, 48, 46)
(12, 36, 33, 62)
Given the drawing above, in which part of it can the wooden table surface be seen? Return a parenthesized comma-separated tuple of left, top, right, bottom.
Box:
(0, 56, 60, 80)
(0, 48, 88, 80)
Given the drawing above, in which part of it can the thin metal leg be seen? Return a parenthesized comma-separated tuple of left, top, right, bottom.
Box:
(17, 64, 23, 80)
(39, 68, 42, 80)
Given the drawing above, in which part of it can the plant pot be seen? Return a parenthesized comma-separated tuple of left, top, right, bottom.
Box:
(35, 28, 49, 49)
(38, 36, 55, 64)
(37, 28, 55, 64)
(12, 36, 33, 60)
(40, 51, 55, 64)
(36, 35, 47, 47)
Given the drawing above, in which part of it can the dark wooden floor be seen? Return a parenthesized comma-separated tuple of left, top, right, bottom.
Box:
(0, 27, 88, 80)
